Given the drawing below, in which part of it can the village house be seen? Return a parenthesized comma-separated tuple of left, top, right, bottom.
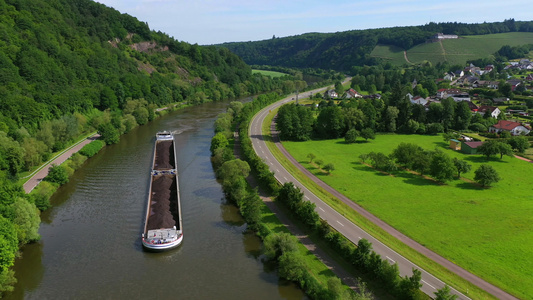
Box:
(466, 101, 479, 111)
(477, 106, 501, 118)
(344, 88, 362, 99)
(324, 89, 338, 99)
(507, 79, 522, 91)
(473, 80, 499, 89)
(443, 72, 455, 81)
(410, 96, 428, 106)
(489, 120, 531, 136)
(492, 97, 509, 105)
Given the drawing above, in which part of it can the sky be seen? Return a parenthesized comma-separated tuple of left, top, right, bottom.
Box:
(96, 0, 532, 45)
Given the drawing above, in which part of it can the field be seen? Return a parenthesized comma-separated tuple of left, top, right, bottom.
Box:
(252, 69, 288, 78)
(370, 32, 533, 66)
(282, 134, 533, 299)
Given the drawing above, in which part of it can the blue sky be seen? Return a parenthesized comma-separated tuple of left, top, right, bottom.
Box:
(96, 0, 532, 45)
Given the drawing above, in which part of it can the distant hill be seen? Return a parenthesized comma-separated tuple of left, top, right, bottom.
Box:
(372, 32, 533, 66)
(219, 20, 533, 71)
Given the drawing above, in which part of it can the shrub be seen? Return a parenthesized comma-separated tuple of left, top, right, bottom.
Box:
(79, 140, 105, 158)
(44, 164, 69, 185)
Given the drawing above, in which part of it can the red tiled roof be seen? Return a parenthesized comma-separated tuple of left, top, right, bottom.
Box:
(478, 106, 498, 113)
(464, 141, 484, 149)
(492, 120, 522, 130)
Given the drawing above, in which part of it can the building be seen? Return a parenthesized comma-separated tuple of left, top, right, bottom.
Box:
(344, 88, 362, 99)
(450, 139, 461, 151)
(477, 106, 501, 118)
(324, 89, 338, 99)
(432, 33, 458, 40)
(461, 141, 484, 154)
(489, 120, 531, 136)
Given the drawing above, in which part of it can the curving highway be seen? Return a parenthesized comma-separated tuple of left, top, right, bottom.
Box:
(248, 84, 517, 300)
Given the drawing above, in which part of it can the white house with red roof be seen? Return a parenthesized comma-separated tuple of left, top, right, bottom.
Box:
(344, 88, 362, 99)
(489, 120, 531, 136)
(477, 106, 501, 118)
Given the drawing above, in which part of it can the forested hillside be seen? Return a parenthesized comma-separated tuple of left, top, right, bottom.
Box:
(0, 0, 309, 294)
(220, 19, 533, 71)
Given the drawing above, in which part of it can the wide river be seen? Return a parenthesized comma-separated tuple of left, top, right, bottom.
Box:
(6, 100, 305, 299)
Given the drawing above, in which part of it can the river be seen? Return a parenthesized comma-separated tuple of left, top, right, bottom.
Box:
(5, 100, 305, 299)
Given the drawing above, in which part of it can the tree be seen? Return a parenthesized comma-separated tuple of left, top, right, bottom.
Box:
(315, 106, 345, 139)
(278, 251, 306, 282)
(12, 198, 41, 244)
(477, 140, 500, 160)
(210, 132, 229, 155)
(44, 164, 69, 185)
(453, 158, 471, 178)
(391, 143, 423, 169)
(508, 136, 529, 153)
(360, 128, 375, 141)
(323, 163, 335, 174)
(263, 232, 298, 259)
(474, 164, 500, 187)
(430, 151, 456, 182)
(434, 285, 458, 300)
(455, 101, 472, 130)
(97, 123, 120, 145)
(497, 142, 514, 159)
(399, 268, 422, 299)
(306, 153, 316, 163)
(345, 128, 359, 143)
(216, 159, 250, 182)
(384, 106, 399, 132)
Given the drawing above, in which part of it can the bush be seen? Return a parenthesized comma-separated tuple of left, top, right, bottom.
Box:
(79, 140, 105, 157)
(44, 164, 69, 185)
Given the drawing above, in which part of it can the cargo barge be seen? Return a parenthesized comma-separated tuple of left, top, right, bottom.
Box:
(141, 131, 183, 251)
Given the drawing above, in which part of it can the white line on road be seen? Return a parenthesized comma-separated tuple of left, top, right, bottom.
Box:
(304, 195, 309, 200)
(283, 176, 288, 181)
(336, 221, 344, 227)
(318, 207, 325, 212)
(386, 256, 395, 263)
(421, 280, 436, 290)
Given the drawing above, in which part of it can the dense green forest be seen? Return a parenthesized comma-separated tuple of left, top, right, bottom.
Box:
(0, 0, 318, 294)
(220, 19, 533, 71)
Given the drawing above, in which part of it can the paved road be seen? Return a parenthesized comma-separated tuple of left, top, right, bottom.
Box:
(23, 133, 100, 193)
(248, 85, 517, 299)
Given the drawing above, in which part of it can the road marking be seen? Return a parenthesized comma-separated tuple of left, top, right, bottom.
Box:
(336, 221, 344, 227)
(358, 237, 362, 239)
(318, 207, 325, 212)
(283, 176, 288, 181)
(304, 195, 309, 200)
(421, 280, 436, 290)
(261, 150, 264, 154)
(386, 256, 395, 263)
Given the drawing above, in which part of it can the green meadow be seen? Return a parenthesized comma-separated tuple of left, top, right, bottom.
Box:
(370, 32, 533, 66)
(252, 69, 288, 78)
(282, 134, 533, 299)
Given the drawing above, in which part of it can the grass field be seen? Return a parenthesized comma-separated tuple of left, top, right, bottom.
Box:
(370, 32, 533, 66)
(252, 69, 288, 78)
(281, 134, 533, 299)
